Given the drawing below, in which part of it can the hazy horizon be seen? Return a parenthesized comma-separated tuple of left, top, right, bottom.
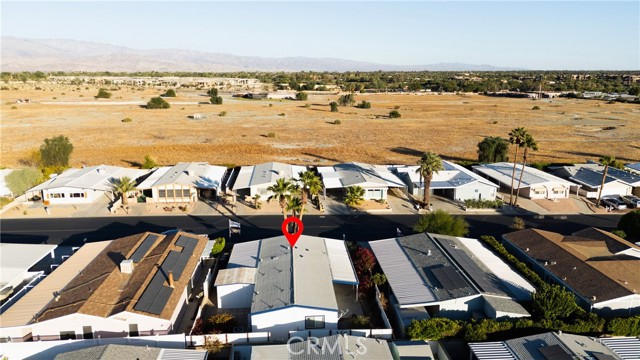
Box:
(2, 1, 639, 70)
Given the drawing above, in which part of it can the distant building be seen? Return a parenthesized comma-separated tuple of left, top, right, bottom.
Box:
(391, 161, 499, 201)
(318, 162, 406, 201)
(469, 331, 627, 360)
(370, 233, 534, 328)
(473, 162, 580, 200)
(26, 165, 150, 205)
(0, 231, 209, 342)
(136, 162, 228, 203)
(552, 162, 640, 197)
(215, 235, 358, 340)
(503, 228, 640, 316)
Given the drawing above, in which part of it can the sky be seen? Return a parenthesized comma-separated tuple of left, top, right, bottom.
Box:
(1, 1, 639, 70)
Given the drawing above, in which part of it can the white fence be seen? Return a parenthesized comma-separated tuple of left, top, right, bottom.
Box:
(186, 332, 270, 346)
(0, 333, 186, 360)
(288, 329, 393, 340)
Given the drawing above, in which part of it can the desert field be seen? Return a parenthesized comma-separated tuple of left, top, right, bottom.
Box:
(1, 84, 639, 168)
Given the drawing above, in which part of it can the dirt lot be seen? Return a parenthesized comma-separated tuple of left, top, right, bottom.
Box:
(1, 84, 639, 167)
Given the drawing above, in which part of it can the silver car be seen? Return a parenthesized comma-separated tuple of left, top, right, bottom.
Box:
(601, 197, 627, 210)
(622, 195, 640, 208)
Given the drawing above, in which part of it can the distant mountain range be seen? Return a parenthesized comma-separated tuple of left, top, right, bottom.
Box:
(1, 37, 525, 72)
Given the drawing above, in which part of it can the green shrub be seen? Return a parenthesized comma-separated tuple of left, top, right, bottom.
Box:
(611, 229, 626, 238)
(389, 110, 401, 118)
(210, 96, 223, 105)
(511, 217, 526, 230)
(334, 119, 341, 125)
(618, 210, 640, 238)
(295, 92, 308, 101)
(606, 316, 640, 336)
(464, 199, 503, 209)
(413, 209, 469, 236)
(95, 88, 112, 99)
(267, 132, 275, 138)
(532, 284, 578, 320)
(219, 111, 227, 117)
(141, 155, 157, 169)
(330, 102, 339, 112)
(6, 168, 41, 196)
(356, 100, 371, 109)
(532, 105, 541, 110)
(210, 237, 225, 257)
(121, 117, 132, 123)
(338, 93, 355, 106)
(207, 88, 218, 97)
(350, 315, 371, 328)
(11, 106, 17, 110)
(278, 113, 285, 116)
(407, 318, 462, 340)
(163, 89, 176, 97)
(146, 97, 170, 109)
(463, 319, 513, 342)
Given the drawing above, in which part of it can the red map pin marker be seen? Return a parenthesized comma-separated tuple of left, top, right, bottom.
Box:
(282, 217, 304, 247)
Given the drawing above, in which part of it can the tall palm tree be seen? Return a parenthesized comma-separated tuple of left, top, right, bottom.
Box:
(344, 186, 365, 207)
(110, 176, 136, 206)
(596, 155, 616, 208)
(508, 127, 528, 205)
(416, 152, 444, 209)
(286, 197, 303, 218)
(514, 133, 538, 206)
(297, 171, 322, 220)
(267, 178, 293, 219)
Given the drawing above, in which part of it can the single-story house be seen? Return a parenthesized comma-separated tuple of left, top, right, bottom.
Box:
(469, 331, 624, 360)
(215, 235, 358, 341)
(472, 162, 580, 200)
(232, 334, 394, 359)
(569, 167, 633, 198)
(391, 161, 499, 201)
(0, 169, 14, 198)
(0, 231, 208, 342)
(625, 162, 640, 175)
(503, 228, 640, 316)
(136, 162, 228, 203)
(54, 344, 207, 360)
(0, 243, 57, 305)
(26, 165, 150, 205)
(370, 233, 534, 322)
(317, 162, 406, 200)
(227, 162, 306, 198)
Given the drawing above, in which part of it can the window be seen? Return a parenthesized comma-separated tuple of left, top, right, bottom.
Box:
(71, 193, 85, 198)
(182, 189, 191, 197)
(50, 193, 65, 198)
(82, 326, 93, 339)
(129, 324, 139, 337)
(305, 316, 325, 329)
(59, 331, 76, 340)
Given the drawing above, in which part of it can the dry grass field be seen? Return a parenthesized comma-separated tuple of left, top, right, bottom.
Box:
(1, 84, 639, 168)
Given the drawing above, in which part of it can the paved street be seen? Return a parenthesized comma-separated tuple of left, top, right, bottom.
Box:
(0, 214, 624, 247)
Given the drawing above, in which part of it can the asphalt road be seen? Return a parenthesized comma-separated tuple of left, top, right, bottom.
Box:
(0, 213, 624, 246)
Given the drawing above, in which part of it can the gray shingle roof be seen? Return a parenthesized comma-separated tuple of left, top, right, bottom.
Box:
(54, 344, 160, 360)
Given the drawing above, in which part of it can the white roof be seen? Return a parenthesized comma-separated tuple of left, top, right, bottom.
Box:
(0, 241, 111, 327)
(232, 162, 306, 190)
(473, 162, 577, 189)
(214, 267, 256, 286)
(29, 165, 149, 192)
(228, 240, 261, 268)
(456, 237, 535, 301)
(136, 162, 226, 190)
(0, 243, 57, 289)
(392, 160, 498, 189)
(318, 162, 406, 189)
(0, 169, 14, 197)
(324, 239, 358, 285)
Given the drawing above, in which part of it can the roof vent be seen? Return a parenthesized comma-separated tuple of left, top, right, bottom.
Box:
(544, 261, 548, 266)
(526, 248, 530, 252)
(550, 261, 557, 265)
(185, 170, 194, 177)
(427, 249, 432, 256)
(120, 259, 134, 274)
(592, 296, 597, 301)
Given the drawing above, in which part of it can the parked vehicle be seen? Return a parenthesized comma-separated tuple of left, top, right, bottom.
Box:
(601, 197, 627, 210)
(622, 195, 640, 208)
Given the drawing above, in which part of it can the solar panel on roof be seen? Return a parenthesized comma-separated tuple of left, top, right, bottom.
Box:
(432, 266, 467, 290)
(538, 345, 573, 360)
(130, 234, 159, 263)
(147, 286, 173, 315)
(593, 353, 618, 360)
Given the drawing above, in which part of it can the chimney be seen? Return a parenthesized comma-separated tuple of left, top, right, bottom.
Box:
(120, 259, 134, 274)
(168, 271, 175, 288)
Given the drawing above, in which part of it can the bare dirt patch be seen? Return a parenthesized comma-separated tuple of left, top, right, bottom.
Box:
(1, 85, 639, 167)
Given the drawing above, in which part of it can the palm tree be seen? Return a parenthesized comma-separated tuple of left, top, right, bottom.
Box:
(344, 186, 365, 207)
(513, 133, 538, 206)
(596, 155, 616, 208)
(110, 176, 136, 206)
(267, 178, 293, 219)
(286, 197, 303, 218)
(508, 127, 528, 205)
(252, 194, 261, 209)
(415, 152, 444, 209)
(297, 171, 322, 220)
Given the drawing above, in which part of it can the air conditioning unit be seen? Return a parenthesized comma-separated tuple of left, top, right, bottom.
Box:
(120, 259, 134, 274)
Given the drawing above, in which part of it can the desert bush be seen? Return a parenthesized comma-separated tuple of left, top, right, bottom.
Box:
(464, 199, 503, 209)
(219, 111, 227, 116)
(606, 316, 640, 336)
(95, 88, 112, 99)
(6, 168, 41, 196)
(295, 92, 308, 101)
(330, 102, 339, 112)
(413, 209, 469, 236)
(146, 97, 170, 109)
(40, 135, 73, 168)
(338, 93, 355, 106)
(511, 217, 526, 230)
(356, 100, 371, 109)
(389, 110, 401, 118)
(267, 132, 275, 138)
(163, 89, 176, 97)
(532, 105, 541, 110)
(334, 119, 341, 125)
(207, 88, 218, 97)
(141, 155, 157, 169)
(121, 117, 132, 123)
(278, 113, 285, 116)
(407, 318, 462, 340)
(210, 96, 223, 104)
